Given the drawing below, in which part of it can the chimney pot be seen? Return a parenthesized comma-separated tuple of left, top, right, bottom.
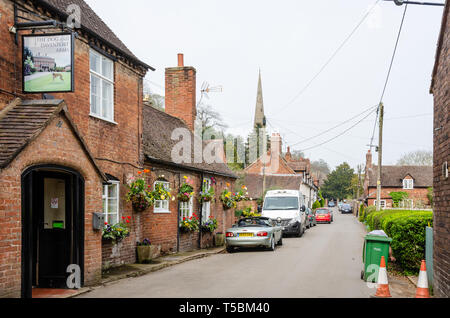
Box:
(178, 53, 184, 67)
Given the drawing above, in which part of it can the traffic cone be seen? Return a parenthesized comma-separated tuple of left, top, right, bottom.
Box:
(415, 260, 430, 298)
(374, 256, 392, 298)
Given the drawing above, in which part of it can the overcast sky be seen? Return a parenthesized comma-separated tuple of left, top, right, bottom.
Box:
(85, 0, 444, 170)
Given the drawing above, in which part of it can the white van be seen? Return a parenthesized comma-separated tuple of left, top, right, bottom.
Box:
(261, 190, 307, 237)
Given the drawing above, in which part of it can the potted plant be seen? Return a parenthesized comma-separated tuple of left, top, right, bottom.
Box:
(102, 217, 131, 244)
(152, 181, 172, 202)
(199, 184, 215, 203)
(126, 169, 154, 212)
(177, 176, 195, 202)
(136, 238, 154, 264)
(201, 216, 218, 233)
(233, 185, 249, 203)
(180, 213, 200, 233)
(220, 188, 237, 210)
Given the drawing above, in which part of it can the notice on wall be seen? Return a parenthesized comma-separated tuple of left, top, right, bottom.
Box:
(23, 33, 74, 93)
(51, 198, 59, 209)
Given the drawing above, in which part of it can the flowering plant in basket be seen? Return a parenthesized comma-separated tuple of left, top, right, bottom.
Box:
(177, 176, 195, 202)
(180, 213, 200, 232)
(220, 188, 237, 209)
(102, 217, 131, 244)
(201, 216, 218, 233)
(199, 180, 215, 203)
(126, 170, 154, 212)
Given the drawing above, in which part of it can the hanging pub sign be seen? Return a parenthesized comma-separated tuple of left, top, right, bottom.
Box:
(22, 33, 74, 93)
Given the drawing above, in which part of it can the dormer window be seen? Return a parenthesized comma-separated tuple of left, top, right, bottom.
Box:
(403, 178, 414, 190)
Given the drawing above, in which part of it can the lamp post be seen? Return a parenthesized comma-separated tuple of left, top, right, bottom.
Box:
(384, 0, 445, 6)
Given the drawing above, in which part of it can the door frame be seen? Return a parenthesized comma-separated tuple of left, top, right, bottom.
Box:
(21, 164, 85, 298)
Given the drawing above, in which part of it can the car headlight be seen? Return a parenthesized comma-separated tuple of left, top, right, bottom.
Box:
(288, 218, 299, 226)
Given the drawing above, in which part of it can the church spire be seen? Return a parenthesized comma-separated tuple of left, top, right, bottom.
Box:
(254, 70, 266, 129)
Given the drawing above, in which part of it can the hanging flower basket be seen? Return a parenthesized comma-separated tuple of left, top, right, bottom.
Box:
(126, 169, 154, 213)
(199, 186, 215, 203)
(131, 194, 152, 213)
(179, 214, 200, 232)
(177, 178, 194, 202)
(220, 188, 237, 210)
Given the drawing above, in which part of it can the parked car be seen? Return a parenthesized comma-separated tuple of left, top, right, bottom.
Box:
(328, 201, 336, 208)
(338, 202, 344, 212)
(225, 217, 283, 253)
(341, 204, 353, 214)
(306, 208, 317, 228)
(262, 190, 307, 237)
(316, 208, 332, 224)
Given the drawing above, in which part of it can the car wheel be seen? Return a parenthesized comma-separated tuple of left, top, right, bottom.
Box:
(268, 237, 276, 251)
(278, 236, 283, 246)
(226, 246, 235, 253)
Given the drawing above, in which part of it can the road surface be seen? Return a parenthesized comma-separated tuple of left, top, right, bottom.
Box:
(79, 208, 373, 298)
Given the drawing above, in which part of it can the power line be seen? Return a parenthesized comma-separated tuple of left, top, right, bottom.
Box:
(296, 108, 378, 152)
(272, 104, 378, 148)
(271, 0, 382, 116)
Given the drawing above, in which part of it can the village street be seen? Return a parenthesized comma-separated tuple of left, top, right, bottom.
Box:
(79, 209, 373, 298)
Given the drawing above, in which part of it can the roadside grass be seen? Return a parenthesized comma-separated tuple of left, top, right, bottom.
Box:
(24, 72, 72, 92)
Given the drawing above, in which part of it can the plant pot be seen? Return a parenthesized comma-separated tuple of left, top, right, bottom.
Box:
(177, 195, 191, 202)
(136, 245, 154, 264)
(215, 233, 225, 247)
(201, 196, 212, 203)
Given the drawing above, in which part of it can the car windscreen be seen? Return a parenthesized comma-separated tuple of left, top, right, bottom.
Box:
(316, 209, 330, 214)
(238, 219, 271, 227)
(263, 197, 299, 211)
(343, 204, 351, 209)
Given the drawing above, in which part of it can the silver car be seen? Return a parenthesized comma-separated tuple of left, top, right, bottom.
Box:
(225, 217, 283, 253)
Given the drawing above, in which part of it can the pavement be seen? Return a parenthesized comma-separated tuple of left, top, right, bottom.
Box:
(77, 208, 400, 298)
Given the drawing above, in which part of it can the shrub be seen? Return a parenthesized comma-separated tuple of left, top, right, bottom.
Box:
(365, 209, 433, 274)
(358, 204, 365, 222)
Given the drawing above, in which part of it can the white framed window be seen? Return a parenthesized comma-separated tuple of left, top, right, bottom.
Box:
(202, 178, 212, 222)
(103, 181, 119, 225)
(154, 181, 170, 213)
(403, 179, 414, 190)
(180, 197, 194, 220)
(90, 49, 115, 123)
(374, 200, 386, 209)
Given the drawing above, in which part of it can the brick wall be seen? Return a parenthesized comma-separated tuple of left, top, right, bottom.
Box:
(431, 3, 450, 298)
(0, 114, 103, 298)
(366, 187, 431, 208)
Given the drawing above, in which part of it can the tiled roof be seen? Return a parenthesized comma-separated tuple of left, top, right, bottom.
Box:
(243, 173, 303, 199)
(367, 165, 433, 188)
(35, 0, 152, 70)
(143, 105, 238, 179)
(0, 98, 106, 180)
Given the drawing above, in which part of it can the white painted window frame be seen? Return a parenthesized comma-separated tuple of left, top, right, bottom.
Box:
(103, 181, 120, 225)
(89, 49, 116, 123)
(154, 181, 170, 213)
(202, 178, 212, 222)
(403, 179, 414, 190)
(180, 196, 194, 220)
(374, 200, 386, 209)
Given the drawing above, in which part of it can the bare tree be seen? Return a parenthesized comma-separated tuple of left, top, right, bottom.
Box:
(197, 104, 228, 139)
(397, 150, 433, 166)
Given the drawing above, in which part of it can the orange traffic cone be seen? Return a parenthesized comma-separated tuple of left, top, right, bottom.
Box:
(415, 260, 430, 298)
(374, 256, 392, 298)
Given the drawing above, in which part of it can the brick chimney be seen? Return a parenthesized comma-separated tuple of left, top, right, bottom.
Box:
(271, 133, 282, 156)
(366, 150, 373, 171)
(165, 54, 197, 131)
(285, 146, 292, 162)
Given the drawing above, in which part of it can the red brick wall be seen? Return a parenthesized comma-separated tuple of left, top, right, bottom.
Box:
(431, 4, 450, 298)
(165, 65, 197, 132)
(0, 114, 103, 298)
(366, 187, 431, 208)
(0, 0, 146, 292)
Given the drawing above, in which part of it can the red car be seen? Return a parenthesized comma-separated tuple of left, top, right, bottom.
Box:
(316, 208, 332, 224)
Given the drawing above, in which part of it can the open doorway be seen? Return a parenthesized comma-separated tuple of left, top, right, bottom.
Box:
(21, 165, 85, 298)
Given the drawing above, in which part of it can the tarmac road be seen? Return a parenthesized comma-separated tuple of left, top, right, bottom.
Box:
(78, 208, 373, 298)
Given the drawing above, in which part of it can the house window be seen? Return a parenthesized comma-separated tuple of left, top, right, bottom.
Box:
(374, 200, 386, 209)
(154, 181, 170, 213)
(403, 179, 414, 190)
(90, 49, 114, 122)
(202, 178, 212, 222)
(103, 181, 119, 224)
(180, 197, 193, 220)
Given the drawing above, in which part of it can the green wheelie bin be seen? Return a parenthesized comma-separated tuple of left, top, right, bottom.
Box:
(361, 234, 392, 283)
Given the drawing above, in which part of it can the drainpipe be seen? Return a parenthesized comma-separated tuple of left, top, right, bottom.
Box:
(177, 173, 181, 253)
(199, 173, 204, 250)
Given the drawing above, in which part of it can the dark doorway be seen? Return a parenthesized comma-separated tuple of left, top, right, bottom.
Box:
(21, 165, 85, 298)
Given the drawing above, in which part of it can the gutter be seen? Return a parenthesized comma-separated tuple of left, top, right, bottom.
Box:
(145, 155, 238, 179)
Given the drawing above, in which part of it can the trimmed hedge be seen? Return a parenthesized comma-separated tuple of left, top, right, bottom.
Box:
(360, 208, 433, 275)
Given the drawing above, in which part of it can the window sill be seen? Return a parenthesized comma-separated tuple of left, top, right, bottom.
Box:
(90, 113, 118, 125)
(154, 210, 171, 214)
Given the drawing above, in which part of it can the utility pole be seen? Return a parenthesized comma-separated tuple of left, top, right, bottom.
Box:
(376, 103, 384, 212)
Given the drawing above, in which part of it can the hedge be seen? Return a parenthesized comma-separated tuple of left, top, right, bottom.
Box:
(360, 208, 433, 275)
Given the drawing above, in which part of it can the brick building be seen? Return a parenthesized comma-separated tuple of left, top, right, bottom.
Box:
(430, 0, 449, 298)
(363, 151, 433, 209)
(0, 0, 151, 298)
